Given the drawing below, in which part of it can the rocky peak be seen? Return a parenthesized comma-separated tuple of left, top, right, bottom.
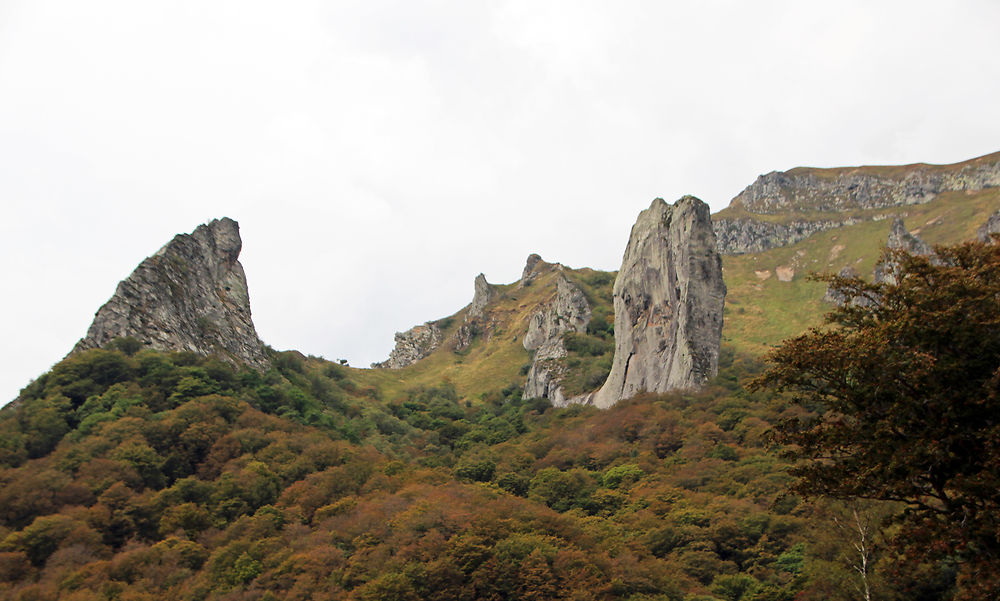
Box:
(519, 254, 545, 287)
(73, 218, 269, 369)
(523, 275, 592, 405)
(470, 273, 497, 317)
(591, 196, 726, 408)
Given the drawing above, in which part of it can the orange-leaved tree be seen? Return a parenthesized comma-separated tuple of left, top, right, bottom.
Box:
(754, 239, 1000, 600)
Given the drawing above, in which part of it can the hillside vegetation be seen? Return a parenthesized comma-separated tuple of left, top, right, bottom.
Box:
(2, 155, 999, 600)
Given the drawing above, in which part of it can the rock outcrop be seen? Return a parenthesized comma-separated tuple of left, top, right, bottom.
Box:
(518, 254, 544, 288)
(732, 154, 1000, 215)
(873, 218, 934, 285)
(469, 274, 497, 317)
(455, 274, 498, 351)
(371, 323, 443, 369)
(714, 217, 858, 255)
(715, 151, 1000, 255)
(978, 211, 1000, 242)
(523, 275, 592, 405)
(73, 218, 269, 369)
(591, 197, 726, 409)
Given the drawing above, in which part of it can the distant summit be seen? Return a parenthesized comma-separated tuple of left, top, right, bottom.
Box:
(73, 218, 269, 369)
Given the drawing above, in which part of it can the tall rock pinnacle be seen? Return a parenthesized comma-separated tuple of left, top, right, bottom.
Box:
(73, 218, 269, 369)
(592, 197, 726, 408)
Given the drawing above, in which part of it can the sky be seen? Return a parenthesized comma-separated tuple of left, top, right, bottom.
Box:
(2, 0, 999, 405)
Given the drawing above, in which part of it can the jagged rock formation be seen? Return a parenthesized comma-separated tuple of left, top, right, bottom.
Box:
(522, 274, 591, 405)
(518, 254, 544, 288)
(874, 217, 934, 285)
(978, 211, 1000, 242)
(455, 274, 498, 351)
(73, 218, 269, 369)
(732, 154, 1000, 215)
(715, 151, 1000, 255)
(590, 197, 726, 409)
(371, 323, 443, 369)
(469, 274, 497, 317)
(714, 218, 858, 255)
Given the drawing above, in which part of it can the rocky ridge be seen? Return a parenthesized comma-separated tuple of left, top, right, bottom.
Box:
(590, 196, 726, 408)
(522, 271, 592, 406)
(73, 218, 269, 370)
(715, 152, 1000, 255)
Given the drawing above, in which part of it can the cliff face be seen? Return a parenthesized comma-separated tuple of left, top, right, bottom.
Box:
(522, 274, 592, 405)
(732, 155, 1000, 215)
(715, 151, 1000, 255)
(73, 218, 269, 369)
(591, 197, 726, 409)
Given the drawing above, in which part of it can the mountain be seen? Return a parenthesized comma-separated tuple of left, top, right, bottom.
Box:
(72, 217, 269, 370)
(2, 151, 999, 601)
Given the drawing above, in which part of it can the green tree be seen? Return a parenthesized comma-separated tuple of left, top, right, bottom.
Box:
(754, 240, 1000, 600)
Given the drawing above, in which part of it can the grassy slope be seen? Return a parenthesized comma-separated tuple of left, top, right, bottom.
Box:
(722, 188, 1000, 357)
(349, 265, 614, 404)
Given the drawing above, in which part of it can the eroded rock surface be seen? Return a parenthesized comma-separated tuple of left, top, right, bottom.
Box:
(978, 211, 1000, 242)
(454, 273, 498, 351)
(523, 275, 591, 405)
(73, 218, 269, 369)
(372, 323, 443, 369)
(715, 152, 1000, 255)
(591, 197, 726, 408)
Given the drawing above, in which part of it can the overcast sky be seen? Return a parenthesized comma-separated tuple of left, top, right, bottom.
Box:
(2, 0, 999, 405)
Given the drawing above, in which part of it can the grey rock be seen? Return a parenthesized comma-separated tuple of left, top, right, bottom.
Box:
(470, 273, 497, 317)
(454, 274, 498, 352)
(733, 157, 1000, 215)
(591, 197, 726, 408)
(823, 266, 861, 305)
(523, 275, 592, 403)
(978, 211, 1000, 242)
(716, 152, 1000, 254)
(73, 218, 269, 369)
(874, 218, 934, 285)
(518, 254, 544, 288)
(372, 322, 443, 369)
(714, 217, 857, 255)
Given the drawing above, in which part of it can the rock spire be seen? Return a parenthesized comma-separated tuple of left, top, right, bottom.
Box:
(73, 218, 269, 369)
(591, 197, 726, 408)
(522, 274, 592, 405)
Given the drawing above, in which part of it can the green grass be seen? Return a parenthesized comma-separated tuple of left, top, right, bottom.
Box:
(721, 188, 1000, 357)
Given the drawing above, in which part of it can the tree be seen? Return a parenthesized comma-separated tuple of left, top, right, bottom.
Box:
(754, 240, 1000, 600)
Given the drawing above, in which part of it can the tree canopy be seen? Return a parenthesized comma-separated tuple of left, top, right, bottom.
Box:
(755, 240, 1000, 599)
